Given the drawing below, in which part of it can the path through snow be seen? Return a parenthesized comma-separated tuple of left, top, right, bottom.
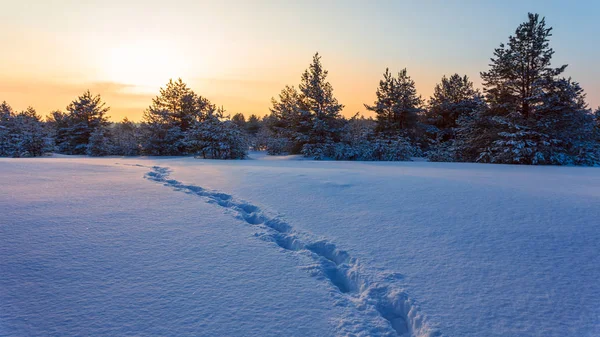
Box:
(138, 164, 441, 337)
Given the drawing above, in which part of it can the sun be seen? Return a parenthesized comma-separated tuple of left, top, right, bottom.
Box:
(103, 40, 189, 91)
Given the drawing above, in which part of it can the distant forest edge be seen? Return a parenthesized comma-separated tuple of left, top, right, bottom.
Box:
(1, 13, 599, 165)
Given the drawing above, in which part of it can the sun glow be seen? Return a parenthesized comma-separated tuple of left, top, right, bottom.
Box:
(103, 40, 189, 92)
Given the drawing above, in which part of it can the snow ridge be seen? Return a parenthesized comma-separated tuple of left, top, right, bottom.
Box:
(142, 165, 441, 337)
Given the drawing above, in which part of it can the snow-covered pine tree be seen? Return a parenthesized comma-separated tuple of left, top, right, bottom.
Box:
(427, 74, 480, 136)
(535, 78, 598, 165)
(0, 101, 16, 157)
(185, 107, 248, 159)
(481, 13, 567, 119)
(231, 113, 246, 130)
(267, 85, 304, 154)
(111, 118, 140, 156)
(54, 90, 110, 154)
(141, 78, 212, 155)
(366, 68, 423, 136)
(86, 126, 112, 156)
(0, 104, 49, 157)
(425, 74, 485, 161)
(594, 107, 600, 132)
(246, 114, 262, 137)
(46, 110, 71, 154)
(467, 13, 598, 165)
(245, 114, 264, 150)
(298, 53, 345, 159)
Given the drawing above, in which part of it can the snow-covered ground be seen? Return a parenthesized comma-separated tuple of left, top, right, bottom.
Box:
(1, 154, 599, 337)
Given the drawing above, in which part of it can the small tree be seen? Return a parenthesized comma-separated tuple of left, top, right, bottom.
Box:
(231, 113, 246, 129)
(366, 68, 423, 136)
(246, 114, 262, 136)
(0, 101, 16, 156)
(141, 78, 213, 155)
(62, 90, 110, 154)
(185, 108, 248, 159)
(267, 85, 304, 154)
(427, 74, 480, 134)
(425, 75, 485, 161)
(0, 105, 49, 157)
(111, 118, 140, 156)
(87, 127, 112, 157)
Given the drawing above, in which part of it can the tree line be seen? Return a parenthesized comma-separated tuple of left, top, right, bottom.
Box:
(1, 13, 599, 165)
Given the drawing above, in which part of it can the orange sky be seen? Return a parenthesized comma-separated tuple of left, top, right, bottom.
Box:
(1, 1, 598, 121)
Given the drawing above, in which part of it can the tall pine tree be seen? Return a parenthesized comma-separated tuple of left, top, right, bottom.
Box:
(462, 13, 598, 165)
(298, 53, 345, 159)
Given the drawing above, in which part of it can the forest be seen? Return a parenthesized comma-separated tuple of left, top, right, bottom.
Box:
(1, 13, 599, 165)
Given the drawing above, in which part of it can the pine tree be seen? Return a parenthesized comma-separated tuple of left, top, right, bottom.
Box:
(62, 90, 110, 154)
(427, 74, 480, 134)
(0, 106, 49, 157)
(46, 110, 71, 154)
(185, 108, 247, 159)
(111, 118, 140, 156)
(87, 126, 112, 156)
(425, 74, 485, 161)
(462, 13, 599, 165)
(366, 68, 423, 136)
(267, 85, 303, 154)
(0, 101, 16, 156)
(246, 114, 261, 136)
(298, 53, 345, 159)
(231, 113, 246, 130)
(141, 78, 213, 155)
(481, 13, 564, 120)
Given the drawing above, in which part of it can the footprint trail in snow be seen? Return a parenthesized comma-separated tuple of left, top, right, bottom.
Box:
(138, 165, 441, 337)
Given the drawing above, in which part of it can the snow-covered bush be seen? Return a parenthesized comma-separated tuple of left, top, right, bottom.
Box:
(332, 136, 414, 161)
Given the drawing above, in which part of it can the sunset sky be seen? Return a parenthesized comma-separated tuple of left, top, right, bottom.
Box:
(1, 0, 598, 121)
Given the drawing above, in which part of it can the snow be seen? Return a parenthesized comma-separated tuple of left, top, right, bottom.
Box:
(1, 154, 599, 336)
